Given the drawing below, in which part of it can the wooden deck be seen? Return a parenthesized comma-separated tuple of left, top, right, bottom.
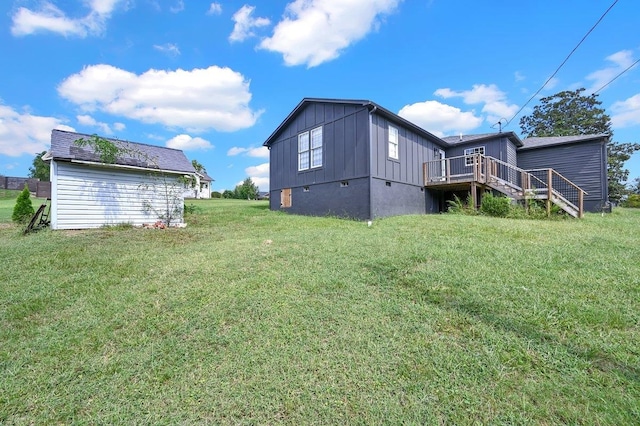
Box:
(423, 154, 586, 218)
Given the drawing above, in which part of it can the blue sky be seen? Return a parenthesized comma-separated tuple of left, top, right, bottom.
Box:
(1, 0, 639, 193)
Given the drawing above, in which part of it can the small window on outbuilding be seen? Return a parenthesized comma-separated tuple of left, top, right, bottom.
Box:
(340, 181, 349, 187)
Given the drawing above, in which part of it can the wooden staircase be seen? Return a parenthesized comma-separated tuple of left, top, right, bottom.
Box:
(423, 154, 587, 218)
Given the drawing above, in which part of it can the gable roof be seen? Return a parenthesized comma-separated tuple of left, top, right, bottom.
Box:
(47, 129, 195, 174)
(263, 98, 447, 148)
(442, 131, 524, 147)
(520, 134, 609, 150)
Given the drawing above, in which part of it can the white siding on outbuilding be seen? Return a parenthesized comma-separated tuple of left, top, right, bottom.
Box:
(51, 161, 186, 230)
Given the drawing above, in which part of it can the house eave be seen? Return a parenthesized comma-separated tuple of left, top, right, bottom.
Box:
(263, 97, 449, 148)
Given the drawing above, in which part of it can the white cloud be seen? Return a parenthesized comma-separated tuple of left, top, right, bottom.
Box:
(153, 43, 181, 57)
(435, 84, 519, 124)
(11, 0, 126, 37)
(586, 50, 637, 93)
(166, 134, 213, 151)
(0, 105, 75, 156)
(227, 146, 269, 158)
(58, 64, 262, 132)
(229, 5, 270, 43)
(243, 162, 269, 190)
(611, 93, 640, 128)
(207, 2, 222, 15)
(514, 71, 526, 82)
(170, 0, 185, 13)
(260, 0, 401, 67)
(113, 122, 126, 131)
(3, 162, 18, 171)
(76, 114, 115, 134)
(398, 101, 483, 137)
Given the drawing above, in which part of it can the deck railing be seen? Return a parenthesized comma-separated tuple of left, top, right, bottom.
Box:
(423, 154, 587, 217)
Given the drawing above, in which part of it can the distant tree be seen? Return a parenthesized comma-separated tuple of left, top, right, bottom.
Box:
(28, 151, 50, 181)
(233, 178, 259, 200)
(519, 88, 640, 203)
(211, 191, 222, 198)
(628, 177, 640, 195)
(12, 185, 35, 223)
(222, 190, 234, 199)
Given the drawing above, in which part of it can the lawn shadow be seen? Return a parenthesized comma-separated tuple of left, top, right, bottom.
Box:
(428, 295, 640, 385)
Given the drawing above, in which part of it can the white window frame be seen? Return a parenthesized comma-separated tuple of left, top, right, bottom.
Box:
(388, 125, 399, 160)
(298, 126, 323, 171)
(464, 146, 485, 166)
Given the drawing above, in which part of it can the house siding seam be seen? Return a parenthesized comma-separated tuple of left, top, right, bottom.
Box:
(51, 162, 185, 229)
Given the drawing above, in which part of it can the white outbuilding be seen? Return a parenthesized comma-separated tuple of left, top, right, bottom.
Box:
(44, 129, 197, 230)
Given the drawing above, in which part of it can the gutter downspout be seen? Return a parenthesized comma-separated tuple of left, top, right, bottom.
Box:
(367, 103, 377, 221)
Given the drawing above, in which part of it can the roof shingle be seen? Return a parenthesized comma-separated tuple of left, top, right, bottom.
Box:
(49, 129, 195, 174)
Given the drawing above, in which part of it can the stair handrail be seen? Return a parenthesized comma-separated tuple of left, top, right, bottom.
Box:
(525, 168, 589, 195)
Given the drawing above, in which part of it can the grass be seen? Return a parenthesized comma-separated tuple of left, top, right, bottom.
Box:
(1, 199, 639, 424)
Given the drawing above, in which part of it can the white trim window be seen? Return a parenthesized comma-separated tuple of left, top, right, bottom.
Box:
(388, 125, 399, 160)
(298, 126, 323, 171)
(464, 146, 485, 166)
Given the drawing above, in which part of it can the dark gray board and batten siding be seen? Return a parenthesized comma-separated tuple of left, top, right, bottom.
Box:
(369, 113, 442, 216)
(517, 139, 608, 212)
(268, 102, 372, 218)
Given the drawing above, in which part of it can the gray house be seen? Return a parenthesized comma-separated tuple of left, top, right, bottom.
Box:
(264, 98, 609, 219)
(44, 129, 196, 229)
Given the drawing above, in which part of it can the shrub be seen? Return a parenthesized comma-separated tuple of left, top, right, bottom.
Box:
(12, 185, 35, 223)
(211, 191, 222, 199)
(623, 194, 640, 208)
(480, 193, 511, 217)
(184, 203, 199, 215)
(447, 194, 477, 215)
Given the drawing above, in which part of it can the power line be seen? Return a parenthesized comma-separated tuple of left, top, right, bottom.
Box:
(505, 0, 619, 128)
(594, 57, 640, 94)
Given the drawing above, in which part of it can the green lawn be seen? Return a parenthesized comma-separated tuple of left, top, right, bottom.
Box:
(1, 199, 638, 424)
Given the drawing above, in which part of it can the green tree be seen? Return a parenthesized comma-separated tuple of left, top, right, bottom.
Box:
(191, 159, 205, 174)
(222, 190, 234, 199)
(12, 185, 35, 223)
(211, 191, 222, 198)
(28, 151, 50, 181)
(519, 88, 640, 203)
(233, 178, 259, 200)
(627, 177, 640, 195)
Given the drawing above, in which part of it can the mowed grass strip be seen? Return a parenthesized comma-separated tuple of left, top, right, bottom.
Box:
(1, 199, 638, 424)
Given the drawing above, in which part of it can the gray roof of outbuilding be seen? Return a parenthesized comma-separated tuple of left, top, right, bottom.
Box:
(442, 131, 524, 147)
(49, 129, 196, 173)
(197, 171, 214, 181)
(520, 134, 609, 150)
(263, 98, 447, 148)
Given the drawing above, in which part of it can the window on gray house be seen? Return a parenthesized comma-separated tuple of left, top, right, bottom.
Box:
(464, 146, 485, 166)
(298, 126, 323, 171)
(388, 125, 399, 160)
